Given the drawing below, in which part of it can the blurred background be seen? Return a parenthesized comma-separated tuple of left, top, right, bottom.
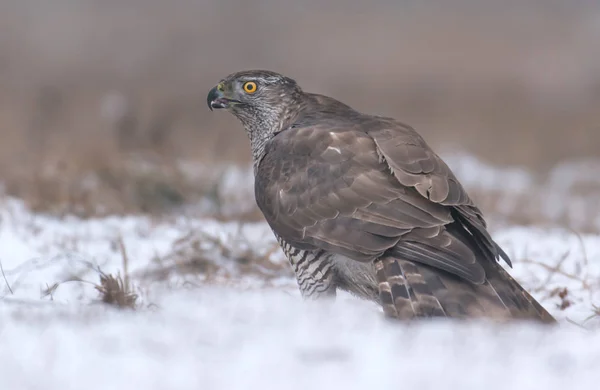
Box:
(1, 0, 599, 229)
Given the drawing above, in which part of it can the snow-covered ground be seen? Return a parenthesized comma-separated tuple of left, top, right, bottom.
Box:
(1, 155, 600, 389)
(2, 288, 600, 390)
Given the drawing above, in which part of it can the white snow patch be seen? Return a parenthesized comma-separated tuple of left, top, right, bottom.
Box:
(1, 288, 599, 390)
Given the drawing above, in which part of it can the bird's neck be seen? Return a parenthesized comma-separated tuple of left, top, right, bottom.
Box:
(242, 97, 307, 174)
(247, 127, 271, 174)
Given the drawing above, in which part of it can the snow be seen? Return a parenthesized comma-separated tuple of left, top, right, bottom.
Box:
(1, 156, 600, 389)
(1, 289, 599, 390)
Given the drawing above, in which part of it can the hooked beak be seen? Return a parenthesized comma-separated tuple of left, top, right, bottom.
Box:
(207, 85, 240, 111)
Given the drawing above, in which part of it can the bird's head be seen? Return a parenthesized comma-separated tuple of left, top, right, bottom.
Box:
(207, 70, 303, 134)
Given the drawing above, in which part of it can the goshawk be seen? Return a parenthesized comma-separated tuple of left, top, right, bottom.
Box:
(207, 70, 555, 323)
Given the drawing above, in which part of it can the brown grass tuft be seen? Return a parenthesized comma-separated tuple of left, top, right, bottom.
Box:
(95, 271, 138, 310)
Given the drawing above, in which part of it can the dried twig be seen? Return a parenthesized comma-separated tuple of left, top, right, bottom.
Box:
(0, 258, 14, 295)
(521, 257, 591, 291)
(530, 250, 571, 293)
(582, 304, 600, 324)
(565, 317, 591, 331)
(569, 228, 589, 269)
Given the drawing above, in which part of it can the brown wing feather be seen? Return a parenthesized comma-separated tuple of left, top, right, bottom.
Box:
(255, 98, 553, 322)
(256, 117, 485, 283)
(367, 122, 472, 205)
(368, 119, 512, 267)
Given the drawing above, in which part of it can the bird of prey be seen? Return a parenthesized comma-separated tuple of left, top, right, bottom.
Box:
(207, 70, 555, 323)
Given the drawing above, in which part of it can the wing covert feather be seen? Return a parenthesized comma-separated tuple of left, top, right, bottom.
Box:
(255, 109, 509, 284)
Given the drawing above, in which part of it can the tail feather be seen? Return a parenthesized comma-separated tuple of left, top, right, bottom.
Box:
(375, 256, 414, 319)
(449, 216, 556, 323)
(374, 209, 556, 322)
(375, 250, 556, 323)
(482, 259, 556, 323)
(375, 255, 446, 319)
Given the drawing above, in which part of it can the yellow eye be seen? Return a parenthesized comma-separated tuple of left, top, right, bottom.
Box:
(243, 81, 257, 94)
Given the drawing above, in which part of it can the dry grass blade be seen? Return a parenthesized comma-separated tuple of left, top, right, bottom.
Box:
(522, 256, 591, 292)
(95, 271, 138, 310)
(93, 235, 137, 309)
(582, 304, 600, 324)
(32, 253, 139, 309)
(138, 225, 290, 285)
(530, 249, 572, 293)
(0, 258, 14, 295)
(116, 235, 131, 293)
(567, 305, 600, 331)
(95, 236, 137, 309)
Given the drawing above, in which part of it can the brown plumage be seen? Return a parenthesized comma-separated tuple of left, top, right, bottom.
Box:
(207, 70, 556, 323)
